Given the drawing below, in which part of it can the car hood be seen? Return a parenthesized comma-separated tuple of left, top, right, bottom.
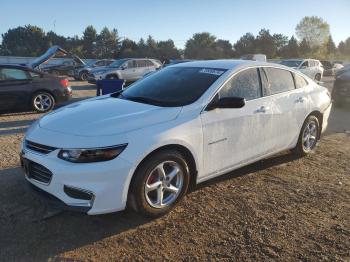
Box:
(38, 96, 182, 137)
(28, 45, 85, 69)
(29, 46, 68, 69)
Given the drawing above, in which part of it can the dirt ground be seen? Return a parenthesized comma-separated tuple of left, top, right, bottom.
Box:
(0, 77, 349, 261)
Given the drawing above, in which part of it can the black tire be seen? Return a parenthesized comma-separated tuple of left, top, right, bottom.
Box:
(31, 92, 55, 113)
(106, 74, 119, 80)
(128, 150, 190, 217)
(315, 73, 321, 81)
(79, 71, 89, 81)
(292, 115, 320, 156)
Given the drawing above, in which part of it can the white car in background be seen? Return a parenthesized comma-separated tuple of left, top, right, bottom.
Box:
(280, 59, 324, 81)
(21, 60, 332, 217)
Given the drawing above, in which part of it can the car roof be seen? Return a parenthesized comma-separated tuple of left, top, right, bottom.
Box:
(173, 59, 281, 70)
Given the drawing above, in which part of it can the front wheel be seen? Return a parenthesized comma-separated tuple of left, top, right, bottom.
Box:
(129, 150, 190, 217)
(31, 92, 55, 113)
(292, 115, 320, 156)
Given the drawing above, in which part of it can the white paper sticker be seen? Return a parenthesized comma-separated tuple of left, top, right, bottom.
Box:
(199, 68, 225, 76)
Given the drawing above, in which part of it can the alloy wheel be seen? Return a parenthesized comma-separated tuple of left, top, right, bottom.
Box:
(302, 120, 318, 151)
(144, 161, 184, 209)
(33, 94, 53, 112)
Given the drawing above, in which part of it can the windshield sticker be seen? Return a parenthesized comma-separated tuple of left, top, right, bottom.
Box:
(199, 68, 225, 76)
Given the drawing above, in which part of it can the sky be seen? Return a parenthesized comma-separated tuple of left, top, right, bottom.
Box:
(1, 0, 349, 48)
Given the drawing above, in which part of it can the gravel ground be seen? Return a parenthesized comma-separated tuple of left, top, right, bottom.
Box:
(0, 77, 349, 261)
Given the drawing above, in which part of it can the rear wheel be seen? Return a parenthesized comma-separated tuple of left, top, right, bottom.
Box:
(315, 73, 321, 81)
(79, 71, 89, 81)
(31, 92, 55, 113)
(129, 150, 190, 217)
(292, 115, 320, 156)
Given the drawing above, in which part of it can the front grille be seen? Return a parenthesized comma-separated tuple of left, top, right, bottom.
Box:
(25, 140, 57, 154)
(26, 160, 53, 184)
(64, 186, 94, 200)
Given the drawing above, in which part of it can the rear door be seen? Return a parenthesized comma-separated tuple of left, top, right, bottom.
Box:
(260, 67, 309, 150)
(0, 68, 33, 110)
(135, 60, 149, 79)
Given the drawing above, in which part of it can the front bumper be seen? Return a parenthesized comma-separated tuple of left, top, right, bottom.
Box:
(20, 145, 134, 215)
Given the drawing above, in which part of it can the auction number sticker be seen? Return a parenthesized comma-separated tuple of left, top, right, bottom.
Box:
(199, 68, 225, 76)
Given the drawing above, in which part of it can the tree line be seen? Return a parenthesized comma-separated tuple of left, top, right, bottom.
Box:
(0, 16, 349, 61)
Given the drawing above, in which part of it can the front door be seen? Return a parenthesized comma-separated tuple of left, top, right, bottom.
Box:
(0, 68, 33, 111)
(120, 60, 138, 81)
(200, 68, 273, 178)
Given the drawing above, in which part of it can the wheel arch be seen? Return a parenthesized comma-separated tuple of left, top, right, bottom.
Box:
(306, 110, 323, 139)
(31, 89, 57, 101)
(127, 144, 198, 203)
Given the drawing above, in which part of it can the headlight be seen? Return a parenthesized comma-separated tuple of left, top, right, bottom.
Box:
(58, 144, 127, 163)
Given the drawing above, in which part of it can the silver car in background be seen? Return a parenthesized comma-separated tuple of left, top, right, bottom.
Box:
(74, 59, 115, 81)
(88, 58, 162, 83)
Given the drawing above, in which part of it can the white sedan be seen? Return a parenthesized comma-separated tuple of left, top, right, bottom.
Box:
(21, 60, 332, 217)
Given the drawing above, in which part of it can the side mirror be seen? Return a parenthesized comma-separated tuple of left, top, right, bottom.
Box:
(121, 65, 127, 70)
(207, 97, 245, 111)
(300, 65, 307, 69)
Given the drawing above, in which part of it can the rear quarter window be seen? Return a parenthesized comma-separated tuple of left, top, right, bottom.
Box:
(294, 73, 308, 89)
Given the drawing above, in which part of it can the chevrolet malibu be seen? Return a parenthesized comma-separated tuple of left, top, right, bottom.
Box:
(21, 60, 332, 217)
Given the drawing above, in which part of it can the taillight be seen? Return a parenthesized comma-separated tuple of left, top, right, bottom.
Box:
(60, 79, 69, 88)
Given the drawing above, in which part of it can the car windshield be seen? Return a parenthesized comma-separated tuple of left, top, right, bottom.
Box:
(280, 60, 302, 67)
(117, 67, 226, 107)
(109, 59, 129, 68)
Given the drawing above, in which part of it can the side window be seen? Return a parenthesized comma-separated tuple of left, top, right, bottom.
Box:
(127, 60, 136, 68)
(262, 68, 295, 96)
(146, 60, 154, 67)
(219, 68, 261, 101)
(294, 73, 308, 89)
(301, 61, 309, 67)
(0, 68, 29, 81)
(136, 60, 148, 68)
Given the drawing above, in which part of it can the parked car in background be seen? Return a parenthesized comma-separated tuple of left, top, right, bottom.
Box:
(240, 54, 267, 62)
(280, 59, 323, 81)
(74, 59, 115, 81)
(321, 60, 344, 76)
(332, 66, 350, 107)
(41, 56, 86, 76)
(335, 64, 350, 77)
(0, 64, 71, 113)
(87, 58, 162, 84)
(21, 60, 331, 217)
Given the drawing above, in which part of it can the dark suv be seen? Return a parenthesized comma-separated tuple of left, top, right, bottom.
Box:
(332, 67, 350, 107)
(0, 64, 72, 113)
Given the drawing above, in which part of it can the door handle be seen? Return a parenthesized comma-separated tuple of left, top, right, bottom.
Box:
(255, 106, 269, 113)
(295, 97, 305, 103)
